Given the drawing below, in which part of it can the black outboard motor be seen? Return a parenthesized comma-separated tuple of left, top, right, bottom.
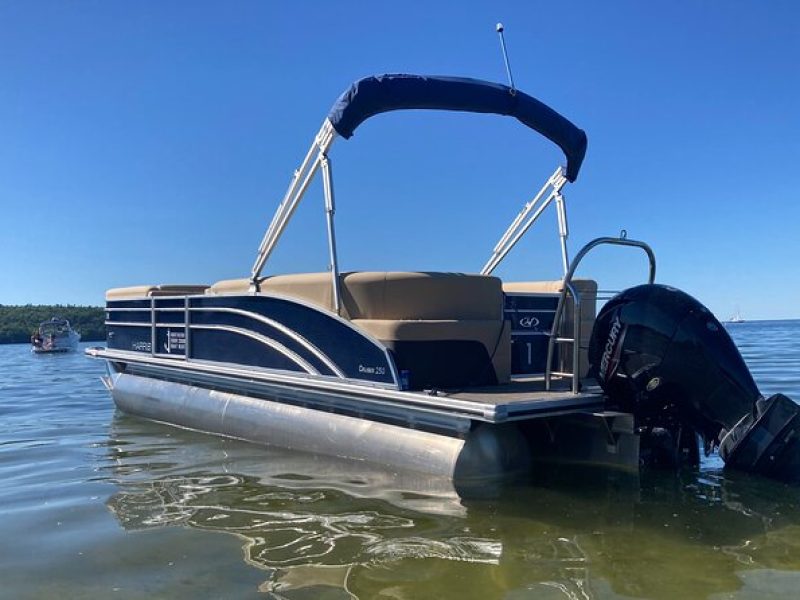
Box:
(588, 284, 800, 481)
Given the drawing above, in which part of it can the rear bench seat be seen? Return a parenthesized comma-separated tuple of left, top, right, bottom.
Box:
(208, 272, 510, 389)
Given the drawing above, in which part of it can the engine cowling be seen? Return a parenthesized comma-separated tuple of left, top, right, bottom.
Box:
(588, 284, 800, 481)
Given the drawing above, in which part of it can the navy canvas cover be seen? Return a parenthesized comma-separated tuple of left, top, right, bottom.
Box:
(327, 74, 587, 181)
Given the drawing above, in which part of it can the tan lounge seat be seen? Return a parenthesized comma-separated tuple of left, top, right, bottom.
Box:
(353, 318, 511, 388)
(209, 272, 509, 388)
(106, 284, 210, 301)
(207, 272, 501, 320)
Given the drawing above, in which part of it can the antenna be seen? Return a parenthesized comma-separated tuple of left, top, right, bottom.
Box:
(495, 22, 516, 94)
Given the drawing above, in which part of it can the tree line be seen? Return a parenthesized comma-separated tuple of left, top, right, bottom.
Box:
(0, 305, 105, 344)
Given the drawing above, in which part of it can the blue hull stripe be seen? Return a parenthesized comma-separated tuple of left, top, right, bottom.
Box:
(189, 306, 345, 378)
(189, 324, 319, 375)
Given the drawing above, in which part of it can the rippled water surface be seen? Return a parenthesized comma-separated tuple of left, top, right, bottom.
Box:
(2, 322, 800, 599)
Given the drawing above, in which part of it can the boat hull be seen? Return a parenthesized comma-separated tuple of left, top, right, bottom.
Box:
(32, 331, 81, 353)
(109, 371, 534, 482)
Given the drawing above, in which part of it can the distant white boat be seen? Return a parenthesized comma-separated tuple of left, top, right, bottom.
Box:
(31, 317, 81, 353)
(728, 309, 745, 324)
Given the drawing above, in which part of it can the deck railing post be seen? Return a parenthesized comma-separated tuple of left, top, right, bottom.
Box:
(150, 297, 156, 357)
(184, 296, 190, 360)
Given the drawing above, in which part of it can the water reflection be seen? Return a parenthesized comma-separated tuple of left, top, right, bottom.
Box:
(103, 413, 800, 599)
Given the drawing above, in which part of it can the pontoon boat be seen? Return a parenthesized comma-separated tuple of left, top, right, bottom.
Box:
(88, 74, 800, 484)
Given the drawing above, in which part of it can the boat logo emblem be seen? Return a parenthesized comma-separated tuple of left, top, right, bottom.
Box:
(519, 316, 540, 329)
(599, 314, 625, 382)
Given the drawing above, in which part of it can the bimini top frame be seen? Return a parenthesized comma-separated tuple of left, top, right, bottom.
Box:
(251, 74, 588, 312)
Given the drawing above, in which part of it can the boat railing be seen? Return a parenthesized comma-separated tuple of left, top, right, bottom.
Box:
(545, 233, 657, 393)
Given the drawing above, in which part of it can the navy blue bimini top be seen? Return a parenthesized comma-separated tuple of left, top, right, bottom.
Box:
(327, 74, 587, 181)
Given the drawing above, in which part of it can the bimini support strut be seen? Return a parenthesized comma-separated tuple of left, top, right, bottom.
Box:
(320, 154, 342, 314)
(251, 119, 338, 288)
(481, 166, 569, 276)
(554, 188, 569, 275)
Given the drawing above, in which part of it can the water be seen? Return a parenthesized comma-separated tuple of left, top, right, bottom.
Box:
(1, 322, 799, 599)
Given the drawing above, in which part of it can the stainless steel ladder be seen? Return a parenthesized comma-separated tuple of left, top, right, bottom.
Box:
(545, 234, 657, 393)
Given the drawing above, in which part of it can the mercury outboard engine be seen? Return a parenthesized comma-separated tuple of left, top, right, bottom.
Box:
(589, 284, 800, 481)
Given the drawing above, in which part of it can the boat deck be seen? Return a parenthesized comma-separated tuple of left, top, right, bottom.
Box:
(441, 377, 605, 420)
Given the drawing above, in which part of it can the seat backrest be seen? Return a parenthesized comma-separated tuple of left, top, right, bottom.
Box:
(106, 284, 209, 301)
(208, 272, 503, 321)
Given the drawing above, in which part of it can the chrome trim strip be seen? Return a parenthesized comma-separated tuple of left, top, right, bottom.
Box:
(508, 331, 553, 337)
(189, 306, 345, 378)
(105, 306, 191, 312)
(107, 294, 202, 302)
(189, 324, 320, 375)
(106, 321, 185, 328)
(152, 352, 187, 360)
(503, 292, 562, 297)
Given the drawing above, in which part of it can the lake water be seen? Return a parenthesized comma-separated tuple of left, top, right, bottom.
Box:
(1, 321, 800, 599)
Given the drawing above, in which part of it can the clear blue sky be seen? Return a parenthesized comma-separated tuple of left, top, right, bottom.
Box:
(1, 1, 798, 320)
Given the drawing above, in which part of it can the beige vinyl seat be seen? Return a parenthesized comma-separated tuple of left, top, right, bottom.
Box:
(106, 284, 210, 301)
(208, 272, 510, 388)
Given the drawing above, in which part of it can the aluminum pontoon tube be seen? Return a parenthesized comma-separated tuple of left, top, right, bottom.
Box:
(109, 373, 532, 481)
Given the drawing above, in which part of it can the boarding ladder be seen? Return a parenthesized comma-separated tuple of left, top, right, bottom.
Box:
(545, 233, 657, 393)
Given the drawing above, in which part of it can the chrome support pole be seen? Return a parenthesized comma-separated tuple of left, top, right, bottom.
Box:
(252, 142, 320, 276)
(572, 286, 581, 392)
(320, 154, 342, 315)
(481, 166, 568, 276)
(256, 143, 318, 254)
(251, 156, 322, 282)
(555, 191, 570, 276)
(544, 281, 580, 392)
(251, 120, 337, 283)
(482, 191, 558, 275)
(493, 174, 554, 254)
(150, 297, 156, 357)
(184, 296, 190, 360)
